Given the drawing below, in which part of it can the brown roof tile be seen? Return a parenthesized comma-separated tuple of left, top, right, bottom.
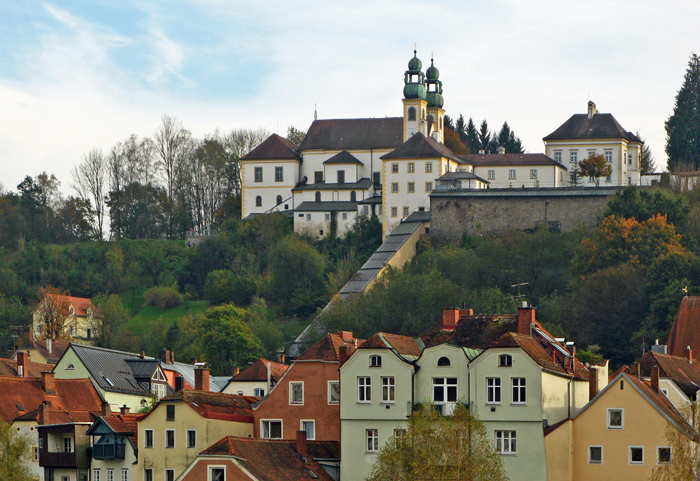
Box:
(157, 390, 257, 423)
(21, 339, 70, 364)
(0, 358, 48, 378)
(360, 332, 423, 358)
(299, 118, 403, 151)
(381, 132, 463, 163)
(420, 314, 518, 349)
(201, 436, 339, 481)
(37, 294, 99, 318)
(296, 332, 363, 362)
(232, 359, 288, 382)
(543, 112, 641, 142)
(630, 350, 700, 399)
(241, 134, 300, 161)
(100, 413, 144, 446)
(667, 297, 700, 357)
(0, 377, 103, 424)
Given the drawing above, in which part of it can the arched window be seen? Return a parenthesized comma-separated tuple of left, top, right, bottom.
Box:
(255, 195, 262, 207)
(408, 107, 416, 121)
(437, 356, 451, 367)
(276, 195, 282, 205)
(369, 355, 382, 367)
(499, 354, 513, 367)
(439, 117, 443, 130)
(315, 191, 321, 202)
(350, 191, 356, 202)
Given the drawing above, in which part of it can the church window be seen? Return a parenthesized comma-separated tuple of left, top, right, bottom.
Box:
(408, 107, 416, 121)
(315, 191, 321, 202)
(276, 195, 282, 205)
(255, 196, 262, 207)
(254, 167, 263, 182)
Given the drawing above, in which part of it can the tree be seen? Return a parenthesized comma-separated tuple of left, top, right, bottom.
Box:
(579, 153, 612, 187)
(568, 161, 583, 186)
(286, 125, 306, 147)
(650, 402, 700, 481)
(444, 127, 469, 154)
(478, 120, 492, 154)
(72, 148, 107, 238)
(0, 418, 33, 481)
(495, 121, 525, 153)
(603, 186, 688, 229)
(366, 403, 507, 481)
(464, 117, 480, 154)
(636, 132, 657, 174)
(33, 287, 77, 342)
(666, 53, 700, 172)
(91, 293, 130, 349)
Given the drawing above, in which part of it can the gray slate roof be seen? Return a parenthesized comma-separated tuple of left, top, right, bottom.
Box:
(381, 132, 464, 163)
(292, 178, 373, 191)
(68, 344, 172, 396)
(543, 113, 642, 143)
(161, 361, 222, 392)
(295, 201, 358, 212)
(299, 118, 403, 151)
(437, 172, 489, 182)
(241, 134, 300, 161)
(459, 153, 565, 167)
(323, 150, 364, 165)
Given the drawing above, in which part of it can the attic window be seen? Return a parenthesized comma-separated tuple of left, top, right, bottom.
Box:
(369, 355, 382, 368)
(437, 356, 451, 367)
(103, 377, 115, 387)
(66, 364, 75, 371)
(498, 354, 513, 367)
(16, 404, 24, 411)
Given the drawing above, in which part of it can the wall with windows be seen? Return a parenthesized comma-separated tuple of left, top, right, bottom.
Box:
(137, 401, 252, 481)
(240, 158, 300, 218)
(413, 345, 470, 411)
(12, 420, 42, 481)
(293, 210, 358, 239)
(90, 435, 137, 481)
(472, 165, 565, 188)
(253, 361, 341, 442)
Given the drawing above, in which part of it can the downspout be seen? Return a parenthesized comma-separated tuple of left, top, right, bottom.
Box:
(567, 377, 572, 418)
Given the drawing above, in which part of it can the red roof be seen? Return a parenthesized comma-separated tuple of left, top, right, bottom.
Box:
(154, 390, 257, 423)
(360, 332, 423, 358)
(241, 134, 300, 161)
(296, 332, 363, 362)
(667, 297, 700, 357)
(232, 359, 288, 382)
(0, 358, 48, 378)
(99, 412, 145, 446)
(630, 350, 700, 399)
(37, 294, 99, 318)
(0, 376, 104, 424)
(199, 436, 339, 481)
(20, 339, 70, 364)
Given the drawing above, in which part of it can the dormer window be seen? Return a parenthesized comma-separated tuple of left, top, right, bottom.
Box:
(499, 354, 513, 367)
(437, 356, 451, 367)
(66, 364, 75, 371)
(369, 355, 382, 368)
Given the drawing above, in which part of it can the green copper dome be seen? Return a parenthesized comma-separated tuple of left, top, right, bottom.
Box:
(426, 59, 439, 80)
(404, 49, 426, 99)
(425, 58, 443, 108)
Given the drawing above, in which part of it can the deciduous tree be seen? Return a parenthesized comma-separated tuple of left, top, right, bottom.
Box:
(579, 153, 612, 187)
(0, 418, 33, 481)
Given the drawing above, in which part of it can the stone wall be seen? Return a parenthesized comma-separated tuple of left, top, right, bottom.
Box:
(430, 187, 623, 242)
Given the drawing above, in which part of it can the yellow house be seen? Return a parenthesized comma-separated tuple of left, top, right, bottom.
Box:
(32, 294, 101, 345)
(137, 384, 256, 481)
(545, 370, 698, 481)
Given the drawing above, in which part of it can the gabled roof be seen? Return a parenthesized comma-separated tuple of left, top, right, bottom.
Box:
(360, 332, 423, 360)
(667, 297, 700, 357)
(241, 134, 300, 161)
(630, 350, 700, 399)
(381, 132, 463, 163)
(65, 344, 171, 396)
(231, 359, 288, 382)
(36, 294, 99, 318)
(299, 118, 403, 151)
(459, 153, 565, 168)
(436, 171, 489, 183)
(196, 437, 339, 481)
(155, 390, 257, 423)
(420, 313, 518, 349)
(0, 358, 47, 378)
(492, 332, 588, 380)
(574, 371, 698, 441)
(322, 150, 364, 165)
(296, 332, 360, 362)
(88, 412, 144, 447)
(0, 376, 103, 424)
(543, 113, 641, 143)
(14, 339, 70, 364)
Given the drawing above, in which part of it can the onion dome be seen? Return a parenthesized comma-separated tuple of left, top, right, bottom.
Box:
(403, 50, 426, 100)
(426, 58, 439, 81)
(425, 57, 444, 108)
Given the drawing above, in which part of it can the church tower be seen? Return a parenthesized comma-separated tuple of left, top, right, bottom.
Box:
(402, 50, 428, 141)
(426, 57, 445, 143)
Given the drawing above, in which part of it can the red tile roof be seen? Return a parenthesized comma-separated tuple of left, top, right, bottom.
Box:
(99, 413, 145, 446)
(296, 332, 363, 362)
(0, 377, 104, 424)
(36, 294, 99, 318)
(200, 436, 339, 481)
(667, 297, 700, 357)
(241, 134, 300, 161)
(360, 332, 423, 358)
(630, 350, 700, 399)
(155, 390, 257, 423)
(420, 314, 518, 349)
(0, 358, 48, 378)
(232, 359, 288, 382)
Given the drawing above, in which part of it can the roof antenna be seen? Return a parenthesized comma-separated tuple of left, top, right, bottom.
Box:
(314, 103, 317, 121)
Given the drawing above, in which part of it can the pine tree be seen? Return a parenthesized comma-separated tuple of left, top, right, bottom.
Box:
(665, 53, 700, 171)
(455, 114, 468, 147)
(636, 132, 656, 174)
(465, 117, 480, 154)
(495, 121, 525, 154)
(478, 120, 492, 153)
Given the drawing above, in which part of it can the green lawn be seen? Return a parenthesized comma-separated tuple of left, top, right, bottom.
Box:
(125, 300, 210, 336)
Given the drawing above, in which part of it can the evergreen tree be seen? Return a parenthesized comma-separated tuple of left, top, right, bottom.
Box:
(665, 53, 700, 171)
(495, 121, 525, 153)
(636, 132, 656, 174)
(455, 114, 468, 146)
(443, 114, 455, 131)
(465, 117, 480, 153)
(478, 120, 492, 153)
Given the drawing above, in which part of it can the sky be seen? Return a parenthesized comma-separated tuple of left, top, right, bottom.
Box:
(1, 0, 697, 195)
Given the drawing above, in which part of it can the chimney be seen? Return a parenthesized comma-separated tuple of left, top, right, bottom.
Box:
(339, 343, 356, 366)
(587, 101, 597, 119)
(41, 371, 55, 394)
(101, 401, 111, 416)
(686, 345, 693, 363)
(120, 405, 130, 415)
(175, 376, 184, 392)
(232, 367, 240, 377)
(296, 430, 308, 458)
(46, 337, 52, 354)
(339, 331, 354, 342)
(194, 365, 210, 392)
(277, 353, 286, 364)
(459, 308, 474, 317)
(651, 365, 660, 393)
(141, 351, 145, 359)
(497, 145, 506, 155)
(589, 366, 598, 401)
(17, 351, 27, 378)
(517, 304, 536, 335)
(39, 401, 50, 425)
(442, 308, 460, 331)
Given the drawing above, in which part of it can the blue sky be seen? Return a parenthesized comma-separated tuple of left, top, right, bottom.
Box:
(1, 1, 697, 193)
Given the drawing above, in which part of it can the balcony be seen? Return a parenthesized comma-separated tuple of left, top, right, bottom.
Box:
(40, 451, 77, 468)
(92, 443, 126, 460)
